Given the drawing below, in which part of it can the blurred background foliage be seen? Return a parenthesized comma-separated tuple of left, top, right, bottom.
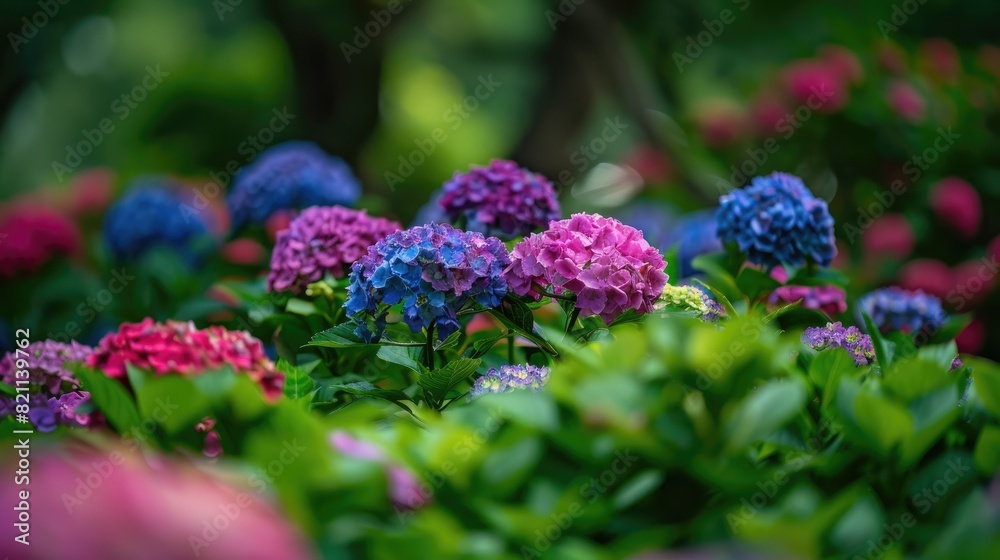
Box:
(2, 0, 1000, 352)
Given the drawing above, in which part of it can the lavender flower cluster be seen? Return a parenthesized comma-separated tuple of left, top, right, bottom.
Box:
(469, 364, 551, 398)
(0, 341, 101, 432)
(802, 322, 876, 366)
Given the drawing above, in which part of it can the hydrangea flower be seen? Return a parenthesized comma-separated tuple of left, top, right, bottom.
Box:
(857, 287, 948, 336)
(616, 202, 677, 254)
(769, 285, 847, 316)
(504, 213, 668, 324)
(86, 318, 283, 399)
(951, 356, 964, 371)
(0, 341, 100, 432)
(656, 284, 725, 323)
(227, 141, 361, 229)
(802, 322, 876, 366)
(469, 364, 551, 398)
(439, 160, 560, 239)
(0, 208, 80, 278)
(345, 223, 510, 342)
(267, 206, 401, 294)
(716, 172, 836, 269)
(103, 181, 213, 265)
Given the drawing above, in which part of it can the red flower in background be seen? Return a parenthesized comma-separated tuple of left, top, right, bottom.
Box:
(0, 207, 80, 278)
(930, 177, 981, 238)
(887, 81, 926, 123)
(863, 214, 915, 259)
(782, 58, 849, 112)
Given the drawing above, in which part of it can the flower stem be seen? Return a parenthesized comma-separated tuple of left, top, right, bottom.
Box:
(424, 323, 435, 370)
(564, 306, 581, 334)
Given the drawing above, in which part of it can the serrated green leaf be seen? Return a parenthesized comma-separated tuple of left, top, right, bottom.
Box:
(277, 358, 316, 400)
(376, 346, 423, 373)
(313, 381, 413, 414)
(488, 297, 557, 356)
(419, 358, 482, 404)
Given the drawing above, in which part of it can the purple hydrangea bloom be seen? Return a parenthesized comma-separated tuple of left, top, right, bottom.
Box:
(951, 356, 963, 371)
(0, 341, 100, 432)
(439, 160, 560, 239)
(227, 141, 362, 229)
(857, 287, 948, 336)
(802, 322, 876, 366)
(701, 295, 726, 323)
(267, 206, 401, 294)
(469, 364, 551, 398)
(716, 172, 836, 269)
(345, 223, 511, 342)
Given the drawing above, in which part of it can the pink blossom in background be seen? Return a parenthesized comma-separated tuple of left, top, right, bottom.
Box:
(819, 44, 863, 84)
(621, 145, 673, 183)
(0, 450, 314, 560)
(0, 207, 81, 278)
(692, 99, 747, 147)
(862, 214, 915, 259)
(978, 45, 1000, 79)
(265, 209, 296, 241)
(70, 168, 116, 216)
(918, 38, 961, 82)
(956, 318, 985, 354)
(898, 259, 953, 299)
(887, 81, 926, 122)
(953, 259, 997, 306)
(221, 238, 267, 265)
(769, 285, 847, 316)
(782, 59, 848, 112)
(930, 177, 981, 238)
(750, 93, 790, 136)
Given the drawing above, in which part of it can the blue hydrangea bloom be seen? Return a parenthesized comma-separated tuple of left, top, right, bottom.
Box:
(469, 364, 550, 398)
(716, 172, 836, 269)
(345, 223, 510, 342)
(103, 180, 212, 265)
(617, 202, 677, 252)
(857, 287, 948, 336)
(227, 141, 361, 228)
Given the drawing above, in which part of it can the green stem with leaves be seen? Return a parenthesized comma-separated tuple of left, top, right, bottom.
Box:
(424, 323, 435, 370)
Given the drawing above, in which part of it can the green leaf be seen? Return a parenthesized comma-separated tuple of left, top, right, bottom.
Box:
(691, 253, 740, 295)
(883, 358, 952, 402)
(692, 278, 738, 319)
(135, 375, 213, 435)
(861, 312, 895, 371)
(376, 346, 424, 373)
(787, 267, 849, 287)
(899, 385, 961, 469)
(277, 359, 316, 400)
(609, 308, 645, 327)
(0, 382, 16, 397)
(836, 377, 912, 456)
(313, 381, 413, 414)
(286, 298, 318, 316)
(419, 358, 482, 405)
(71, 365, 141, 435)
(308, 323, 370, 348)
(736, 266, 781, 302)
(125, 363, 150, 393)
(926, 314, 972, 345)
(664, 244, 680, 285)
(808, 348, 856, 412)
(974, 425, 1000, 475)
(761, 300, 801, 324)
(723, 379, 807, 453)
(464, 333, 507, 359)
(488, 297, 557, 356)
(969, 357, 1000, 418)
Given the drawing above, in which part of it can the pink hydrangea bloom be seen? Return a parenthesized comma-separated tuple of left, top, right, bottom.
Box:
(898, 259, 953, 299)
(268, 206, 401, 294)
(0, 449, 314, 560)
(930, 177, 981, 237)
(0, 208, 80, 278)
(504, 213, 668, 324)
(782, 59, 848, 112)
(769, 285, 847, 316)
(86, 318, 283, 400)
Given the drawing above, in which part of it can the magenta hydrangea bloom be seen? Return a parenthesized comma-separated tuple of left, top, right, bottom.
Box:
(0, 341, 100, 432)
(504, 213, 669, 324)
(769, 285, 847, 316)
(439, 160, 560, 239)
(86, 318, 284, 400)
(267, 206, 401, 294)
